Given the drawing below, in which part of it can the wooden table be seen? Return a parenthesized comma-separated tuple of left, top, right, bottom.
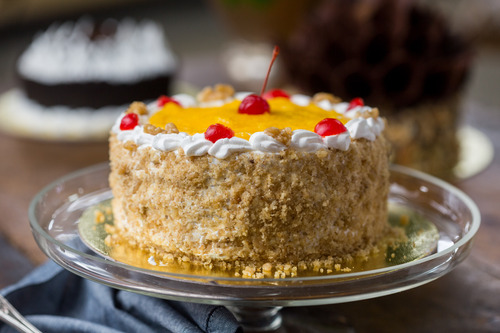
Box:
(1, 4, 499, 332)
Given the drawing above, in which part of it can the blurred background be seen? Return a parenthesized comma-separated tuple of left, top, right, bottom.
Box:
(0, 0, 499, 103)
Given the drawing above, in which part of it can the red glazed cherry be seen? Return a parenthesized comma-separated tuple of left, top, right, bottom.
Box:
(314, 118, 347, 137)
(237, 46, 279, 115)
(238, 94, 270, 115)
(204, 123, 235, 143)
(157, 95, 180, 107)
(262, 89, 290, 100)
(120, 113, 139, 130)
(346, 97, 364, 111)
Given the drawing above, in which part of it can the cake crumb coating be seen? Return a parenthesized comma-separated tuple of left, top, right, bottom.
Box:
(109, 132, 391, 277)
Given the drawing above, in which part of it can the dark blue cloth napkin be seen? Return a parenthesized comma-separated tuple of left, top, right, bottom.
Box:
(0, 260, 241, 333)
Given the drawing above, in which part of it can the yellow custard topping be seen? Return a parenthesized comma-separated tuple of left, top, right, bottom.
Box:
(149, 98, 348, 140)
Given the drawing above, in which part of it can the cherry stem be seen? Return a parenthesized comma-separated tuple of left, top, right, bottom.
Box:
(260, 45, 280, 96)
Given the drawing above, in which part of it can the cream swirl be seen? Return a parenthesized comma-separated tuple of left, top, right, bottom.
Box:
(208, 137, 252, 159)
(290, 130, 325, 152)
(249, 132, 286, 153)
(152, 132, 187, 151)
(345, 118, 378, 141)
(117, 126, 154, 146)
(180, 133, 212, 156)
(315, 99, 336, 111)
(290, 94, 311, 107)
(171, 94, 196, 108)
(323, 132, 351, 151)
(367, 117, 385, 136)
(345, 116, 385, 141)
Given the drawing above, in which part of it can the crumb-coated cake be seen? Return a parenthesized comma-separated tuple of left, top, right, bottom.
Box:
(108, 85, 391, 278)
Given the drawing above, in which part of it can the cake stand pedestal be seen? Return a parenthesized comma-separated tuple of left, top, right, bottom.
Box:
(228, 306, 282, 332)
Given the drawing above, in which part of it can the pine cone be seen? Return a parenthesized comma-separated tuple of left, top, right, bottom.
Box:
(280, 0, 473, 112)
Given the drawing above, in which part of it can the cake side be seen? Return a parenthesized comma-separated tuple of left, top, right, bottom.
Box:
(109, 131, 390, 270)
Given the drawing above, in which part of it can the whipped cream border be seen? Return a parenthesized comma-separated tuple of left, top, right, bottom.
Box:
(112, 94, 385, 159)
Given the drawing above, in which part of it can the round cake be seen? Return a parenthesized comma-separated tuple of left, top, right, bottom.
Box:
(17, 17, 176, 109)
(108, 85, 391, 278)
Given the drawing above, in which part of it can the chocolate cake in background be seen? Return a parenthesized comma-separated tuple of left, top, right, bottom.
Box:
(279, 0, 474, 179)
(17, 17, 177, 109)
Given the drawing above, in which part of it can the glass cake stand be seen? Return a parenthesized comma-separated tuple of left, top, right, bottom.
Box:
(28, 163, 480, 332)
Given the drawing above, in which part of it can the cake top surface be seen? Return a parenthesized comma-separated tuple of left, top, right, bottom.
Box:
(112, 85, 385, 159)
(149, 93, 351, 140)
(17, 17, 176, 84)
